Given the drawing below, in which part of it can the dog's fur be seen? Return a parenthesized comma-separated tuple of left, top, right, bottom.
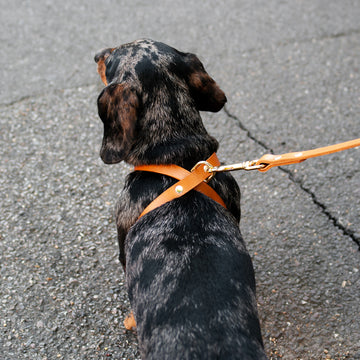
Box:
(95, 39, 267, 359)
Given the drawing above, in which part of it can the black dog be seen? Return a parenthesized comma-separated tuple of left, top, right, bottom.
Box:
(95, 39, 267, 360)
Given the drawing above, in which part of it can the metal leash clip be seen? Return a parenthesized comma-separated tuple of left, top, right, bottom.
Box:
(203, 160, 266, 173)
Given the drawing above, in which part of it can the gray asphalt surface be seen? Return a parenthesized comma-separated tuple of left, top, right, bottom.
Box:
(1, 1, 359, 359)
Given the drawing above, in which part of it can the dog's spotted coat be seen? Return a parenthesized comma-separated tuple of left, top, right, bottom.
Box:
(95, 39, 267, 360)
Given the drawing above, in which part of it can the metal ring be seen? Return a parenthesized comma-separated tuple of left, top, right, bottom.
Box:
(191, 161, 215, 182)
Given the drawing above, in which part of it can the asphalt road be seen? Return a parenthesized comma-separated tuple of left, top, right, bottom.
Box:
(1, 1, 359, 359)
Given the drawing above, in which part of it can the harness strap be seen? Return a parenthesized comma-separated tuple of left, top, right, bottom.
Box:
(134, 153, 226, 219)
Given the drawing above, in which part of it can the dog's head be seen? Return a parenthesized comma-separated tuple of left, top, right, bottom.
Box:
(94, 39, 226, 165)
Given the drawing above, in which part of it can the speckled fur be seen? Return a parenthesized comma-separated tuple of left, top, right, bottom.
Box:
(95, 39, 267, 359)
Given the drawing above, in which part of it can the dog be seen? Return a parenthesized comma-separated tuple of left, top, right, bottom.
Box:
(94, 39, 267, 359)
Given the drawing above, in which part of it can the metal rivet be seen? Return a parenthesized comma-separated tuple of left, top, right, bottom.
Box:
(175, 185, 183, 194)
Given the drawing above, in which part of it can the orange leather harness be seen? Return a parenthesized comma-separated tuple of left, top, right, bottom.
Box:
(134, 153, 226, 219)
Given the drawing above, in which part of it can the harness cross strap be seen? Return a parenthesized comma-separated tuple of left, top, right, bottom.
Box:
(134, 153, 226, 219)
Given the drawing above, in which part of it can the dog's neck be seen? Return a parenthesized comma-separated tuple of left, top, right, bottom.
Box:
(124, 102, 219, 168)
(126, 132, 219, 170)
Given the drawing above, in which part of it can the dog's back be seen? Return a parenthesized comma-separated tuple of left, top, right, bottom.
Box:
(126, 187, 265, 359)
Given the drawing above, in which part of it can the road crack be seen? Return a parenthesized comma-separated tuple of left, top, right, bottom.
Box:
(224, 106, 360, 248)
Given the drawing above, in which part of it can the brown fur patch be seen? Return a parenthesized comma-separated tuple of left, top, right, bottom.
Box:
(188, 72, 226, 112)
(188, 72, 209, 89)
(95, 48, 115, 85)
(124, 311, 136, 330)
(97, 83, 139, 164)
(97, 59, 108, 86)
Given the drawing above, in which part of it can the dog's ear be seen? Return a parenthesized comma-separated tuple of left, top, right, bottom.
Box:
(186, 54, 227, 112)
(97, 83, 139, 164)
(94, 48, 114, 85)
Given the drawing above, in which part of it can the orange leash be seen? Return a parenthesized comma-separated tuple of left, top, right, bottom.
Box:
(204, 138, 360, 174)
(257, 138, 360, 172)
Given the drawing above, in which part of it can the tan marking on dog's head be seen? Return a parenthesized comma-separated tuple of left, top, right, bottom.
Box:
(94, 48, 115, 86)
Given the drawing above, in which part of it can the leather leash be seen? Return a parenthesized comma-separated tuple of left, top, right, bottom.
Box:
(204, 138, 360, 173)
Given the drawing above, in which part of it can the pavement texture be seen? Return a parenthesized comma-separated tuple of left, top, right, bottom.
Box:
(0, 1, 359, 359)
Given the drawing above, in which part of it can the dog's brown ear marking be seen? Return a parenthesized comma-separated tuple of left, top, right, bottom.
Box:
(97, 60, 108, 85)
(188, 72, 227, 112)
(94, 48, 115, 85)
(186, 55, 227, 113)
(97, 83, 139, 164)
